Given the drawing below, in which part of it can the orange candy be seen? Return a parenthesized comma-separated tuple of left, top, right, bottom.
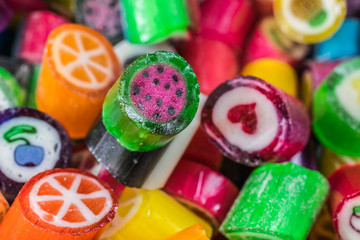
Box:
(0, 168, 118, 240)
(0, 192, 9, 223)
(36, 24, 121, 139)
(164, 224, 210, 240)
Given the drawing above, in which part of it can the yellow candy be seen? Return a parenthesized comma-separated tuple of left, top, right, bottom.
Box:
(273, 0, 346, 43)
(241, 58, 298, 97)
(319, 147, 360, 178)
(100, 188, 213, 240)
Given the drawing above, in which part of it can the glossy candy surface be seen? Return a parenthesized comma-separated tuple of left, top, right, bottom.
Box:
(0, 107, 71, 200)
(202, 76, 310, 166)
(100, 187, 212, 240)
(36, 24, 121, 139)
(220, 162, 329, 240)
(102, 51, 199, 152)
(0, 168, 118, 240)
(313, 58, 360, 156)
(121, 0, 190, 44)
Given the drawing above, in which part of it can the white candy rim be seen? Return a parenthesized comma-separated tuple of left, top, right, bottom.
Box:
(29, 172, 113, 229)
(337, 195, 360, 240)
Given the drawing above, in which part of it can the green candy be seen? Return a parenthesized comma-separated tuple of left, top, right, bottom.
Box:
(26, 64, 41, 109)
(313, 58, 360, 157)
(0, 67, 25, 109)
(220, 162, 329, 240)
(102, 51, 199, 152)
(120, 0, 190, 44)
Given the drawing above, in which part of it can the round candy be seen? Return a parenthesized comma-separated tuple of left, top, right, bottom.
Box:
(102, 51, 199, 152)
(201, 76, 310, 166)
(274, 0, 346, 43)
(100, 187, 212, 240)
(164, 160, 239, 227)
(241, 58, 298, 97)
(313, 58, 360, 156)
(244, 17, 309, 66)
(75, 0, 123, 44)
(0, 168, 118, 239)
(36, 24, 121, 139)
(220, 162, 329, 240)
(328, 164, 360, 240)
(0, 107, 71, 200)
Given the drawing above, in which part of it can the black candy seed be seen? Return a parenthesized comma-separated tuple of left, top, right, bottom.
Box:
(153, 112, 161, 119)
(157, 99, 162, 106)
(153, 78, 159, 85)
(157, 66, 164, 73)
(164, 84, 170, 90)
(172, 75, 178, 82)
(146, 94, 151, 100)
(133, 85, 140, 95)
(168, 106, 175, 116)
(176, 89, 183, 97)
(137, 102, 144, 110)
(142, 71, 149, 78)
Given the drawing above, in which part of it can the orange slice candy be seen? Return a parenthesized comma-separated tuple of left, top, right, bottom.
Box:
(36, 24, 121, 139)
(0, 168, 118, 240)
(164, 224, 210, 240)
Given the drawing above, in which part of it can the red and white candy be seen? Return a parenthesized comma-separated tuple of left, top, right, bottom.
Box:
(201, 76, 310, 166)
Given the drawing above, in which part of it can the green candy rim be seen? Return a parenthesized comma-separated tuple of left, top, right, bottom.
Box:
(0, 67, 24, 106)
(324, 57, 360, 131)
(118, 50, 199, 135)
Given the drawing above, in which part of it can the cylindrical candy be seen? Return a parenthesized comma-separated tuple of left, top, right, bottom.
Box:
(14, 11, 68, 64)
(102, 50, 199, 152)
(241, 58, 298, 97)
(274, 0, 346, 43)
(120, 0, 191, 44)
(244, 17, 309, 67)
(0, 168, 118, 240)
(75, 0, 123, 44)
(176, 35, 239, 96)
(87, 94, 206, 189)
(328, 164, 360, 240)
(220, 162, 329, 240)
(0, 67, 25, 110)
(114, 40, 177, 69)
(164, 160, 239, 227)
(26, 64, 41, 108)
(97, 166, 124, 196)
(198, 0, 255, 49)
(290, 137, 319, 170)
(35, 24, 121, 139)
(165, 224, 210, 240)
(313, 58, 360, 156)
(0, 107, 71, 200)
(300, 60, 342, 110)
(100, 187, 212, 240)
(314, 19, 360, 61)
(0, 57, 32, 91)
(202, 76, 310, 166)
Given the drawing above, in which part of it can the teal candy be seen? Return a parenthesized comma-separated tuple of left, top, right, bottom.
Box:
(220, 162, 329, 240)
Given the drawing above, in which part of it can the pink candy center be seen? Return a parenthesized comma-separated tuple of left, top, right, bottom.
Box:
(227, 103, 257, 134)
(131, 64, 187, 122)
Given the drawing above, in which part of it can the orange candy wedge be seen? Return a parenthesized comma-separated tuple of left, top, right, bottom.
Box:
(0, 168, 118, 240)
(164, 224, 210, 240)
(36, 24, 121, 139)
(0, 192, 9, 223)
